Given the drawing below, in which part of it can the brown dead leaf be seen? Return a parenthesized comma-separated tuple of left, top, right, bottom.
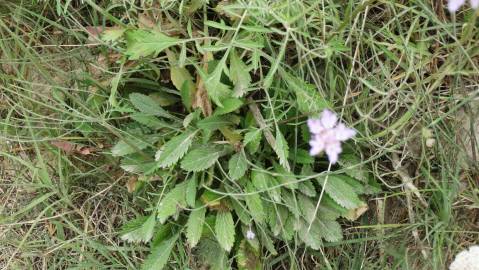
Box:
(84, 26, 120, 42)
(89, 53, 122, 78)
(126, 176, 138, 193)
(192, 53, 213, 116)
(51, 140, 76, 153)
(46, 222, 56, 237)
(78, 147, 96, 155)
(344, 203, 369, 221)
(138, 13, 157, 29)
(50, 140, 97, 156)
(137, 12, 185, 36)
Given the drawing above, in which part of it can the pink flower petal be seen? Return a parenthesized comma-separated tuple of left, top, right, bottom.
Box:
(320, 109, 338, 129)
(307, 118, 324, 134)
(325, 142, 342, 164)
(448, 0, 466, 11)
(309, 139, 325, 156)
(307, 109, 355, 163)
(334, 123, 357, 141)
(471, 0, 479, 9)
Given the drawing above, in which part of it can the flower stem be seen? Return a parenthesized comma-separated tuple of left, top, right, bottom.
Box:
(307, 161, 332, 233)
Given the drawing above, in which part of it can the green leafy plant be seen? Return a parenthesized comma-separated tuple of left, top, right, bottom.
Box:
(102, 3, 380, 269)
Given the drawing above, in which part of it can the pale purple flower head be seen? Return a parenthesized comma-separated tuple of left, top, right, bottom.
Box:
(246, 229, 255, 240)
(448, 0, 479, 12)
(307, 109, 356, 164)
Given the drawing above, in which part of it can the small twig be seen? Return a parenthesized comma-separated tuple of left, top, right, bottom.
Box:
(404, 186, 429, 260)
(376, 198, 386, 266)
(247, 97, 276, 148)
(392, 154, 428, 207)
(465, 104, 478, 166)
(392, 153, 428, 260)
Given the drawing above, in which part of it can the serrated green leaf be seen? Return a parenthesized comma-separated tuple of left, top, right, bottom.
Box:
(280, 209, 296, 241)
(130, 114, 180, 130)
(298, 218, 342, 249)
(125, 29, 181, 60)
(151, 224, 173, 247)
(263, 33, 288, 90)
(282, 190, 301, 218)
(281, 71, 330, 114)
(251, 171, 281, 202)
(149, 91, 180, 106)
(317, 202, 343, 221)
(317, 175, 363, 209)
(298, 181, 317, 197)
(269, 206, 295, 241)
(229, 199, 250, 225)
(166, 50, 195, 110)
(339, 154, 369, 183)
(297, 194, 318, 223)
(244, 128, 262, 154)
(141, 234, 179, 270)
(197, 115, 232, 130)
(130, 114, 164, 129)
(228, 152, 248, 180)
(181, 146, 222, 172)
(199, 56, 232, 107)
(120, 154, 157, 174)
(320, 187, 369, 221)
(290, 149, 314, 164)
(200, 190, 223, 208)
(300, 124, 310, 142)
(180, 80, 196, 110)
(321, 195, 349, 217)
(219, 126, 242, 144)
(236, 240, 262, 270)
(112, 138, 149, 157)
(214, 98, 244, 116)
(119, 215, 156, 243)
(229, 49, 251, 97)
(183, 110, 200, 128)
(186, 205, 206, 248)
(251, 170, 269, 191)
(298, 184, 354, 221)
(298, 220, 320, 250)
(157, 182, 187, 223)
(258, 229, 277, 255)
(197, 237, 230, 270)
(186, 176, 197, 207)
(273, 162, 298, 189)
(129, 93, 173, 119)
(244, 182, 265, 224)
(266, 204, 279, 235)
(112, 133, 159, 157)
(274, 128, 290, 171)
(215, 211, 235, 252)
(316, 218, 343, 242)
(156, 130, 197, 168)
(332, 174, 365, 194)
